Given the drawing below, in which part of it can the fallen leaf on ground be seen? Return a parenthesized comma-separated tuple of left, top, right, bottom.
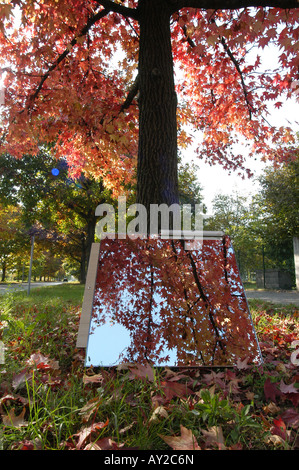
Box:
(271, 417, 290, 442)
(84, 437, 124, 450)
(12, 368, 32, 390)
(279, 380, 298, 394)
(127, 363, 155, 382)
(264, 377, 281, 403)
(149, 405, 169, 423)
(83, 373, 103, 384)
(263, 402, 281, 415)
(2, 407, 28, 428)
(27, 352, 59, 370)
(78, 397, 101, 422)
(161, 380, 193, 401)
(236, 357, 251, 370)
(201, 426, 226, 450)
(72, 419, 109, 449)
(281, 408, 299, 428)
(159, 425, 200, 450)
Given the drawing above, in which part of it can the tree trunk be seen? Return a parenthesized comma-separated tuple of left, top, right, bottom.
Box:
(80, 234, 87, 284)
(137, 0, 179, 218)
(79, 218, 97, 283)
(1, 261, 6, 282)
(86, 217, 97, 269)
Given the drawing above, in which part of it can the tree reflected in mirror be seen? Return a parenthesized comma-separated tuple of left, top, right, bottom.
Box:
(86, 236, 262, 367)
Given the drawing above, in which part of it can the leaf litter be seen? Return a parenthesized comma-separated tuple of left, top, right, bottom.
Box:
(0, 297, 298, 450)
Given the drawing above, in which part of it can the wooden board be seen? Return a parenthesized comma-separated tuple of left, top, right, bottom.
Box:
(76, 243, 100, 348)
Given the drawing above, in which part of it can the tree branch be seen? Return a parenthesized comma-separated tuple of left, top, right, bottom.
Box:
(179, 19, 254, 118)
(98, 74, 139, 128)
(26, 5, 139, 113)
(28, 8, 111, 106)
(93, 0, 139, 19)
(186, 250, 226, 354)
(119, 75, 139, 113)
(219, 36, 254, 119)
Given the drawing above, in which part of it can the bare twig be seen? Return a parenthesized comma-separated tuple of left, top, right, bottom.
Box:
(93, 0, 139, 19)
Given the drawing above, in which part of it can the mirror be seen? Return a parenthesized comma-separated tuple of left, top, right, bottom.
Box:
(82, 235, 262, 367)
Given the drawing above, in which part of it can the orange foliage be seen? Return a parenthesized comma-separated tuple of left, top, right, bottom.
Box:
(0, 2, 299, 192)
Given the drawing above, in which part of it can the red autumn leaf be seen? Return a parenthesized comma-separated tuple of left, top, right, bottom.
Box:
(27, 352, 59, 370)
(161, 380, 193, 402)
(127, 363, 155, 382)
(289, 394, 299, 408)
(36, 362, 51, 371)
(20, 442, 35, 450)
(159, 425, 201, 450)
(11, 439, 42, 450)
(202, 370, 225, 388)
(264, 378, 281, 403)
(0, 394, 28, 407)
(73, 419, 109, 450)
(271, 417, 288, 441)
(273, 417, 286, 431)
(281, 408, 299, 429)
(162, 368, 190, 382)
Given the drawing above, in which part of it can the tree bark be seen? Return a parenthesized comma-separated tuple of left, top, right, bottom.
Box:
(1, 261, 6, 282)
(137, 0, 179, 217)
(85, 217, 97, 271)
(79, 217, 97, 283)
(80, 234, 87, 284)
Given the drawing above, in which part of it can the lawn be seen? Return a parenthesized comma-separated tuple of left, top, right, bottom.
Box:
(0, 283, 298, 450)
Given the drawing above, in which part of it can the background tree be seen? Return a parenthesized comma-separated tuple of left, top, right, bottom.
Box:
(178, 157, 204, 208)
(251, 157, 299, 275)
(204, 192, 260, 279)
(0, 150, 113, 282)
(0, 203, 27, 281)
(1, 1, 299, 220)
(205, 157, 299, 282)
(0, 149, 204, 280)
(257, 158, 299, 239)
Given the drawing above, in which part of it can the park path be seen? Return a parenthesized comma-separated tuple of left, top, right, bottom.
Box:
(0, 282, 63, 295)
(1, 282, 298, 306)
(245, 289, 299, 306)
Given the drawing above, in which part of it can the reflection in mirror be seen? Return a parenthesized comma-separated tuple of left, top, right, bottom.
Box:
(85, 236, 262, 367)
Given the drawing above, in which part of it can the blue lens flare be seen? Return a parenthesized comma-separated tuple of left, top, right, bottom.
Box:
(51, 168, 59, 176)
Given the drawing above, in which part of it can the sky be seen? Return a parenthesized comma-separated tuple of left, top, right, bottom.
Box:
(188, 97, 299, 213)
(181, 138, 265, 214)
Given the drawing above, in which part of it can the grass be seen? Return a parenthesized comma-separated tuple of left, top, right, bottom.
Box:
(0, 284, 298, 450)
